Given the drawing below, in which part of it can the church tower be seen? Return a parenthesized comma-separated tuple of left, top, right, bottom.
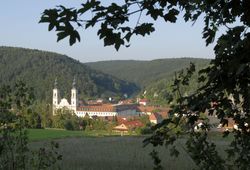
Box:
(52, 78, 60, 115)
(71, 77, 77, 113)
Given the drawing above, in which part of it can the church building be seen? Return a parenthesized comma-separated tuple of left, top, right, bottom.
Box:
(52, 78, 77, 114)
(52, 78, 138, 118)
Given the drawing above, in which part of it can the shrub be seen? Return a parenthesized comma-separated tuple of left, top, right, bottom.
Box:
(64, 120, 74, 130)
(52, 108, 83, 130)
(139, 127, 153, 135)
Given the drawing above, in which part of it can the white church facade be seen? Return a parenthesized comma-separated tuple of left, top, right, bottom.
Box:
(52, 78, 77, 114)
(52, 79, 138, 118)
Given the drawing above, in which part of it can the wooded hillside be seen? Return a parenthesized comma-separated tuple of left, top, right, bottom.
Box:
(87, 58, 210, 106)
(0, 47, 139, 102)
(86, 58, 210, 88)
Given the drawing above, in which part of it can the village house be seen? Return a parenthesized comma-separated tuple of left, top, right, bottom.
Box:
(138, 98, 149, 106)
(113, 120, 144, 133)
(136, 105, 169, 118)
(149, 113, 163, 124)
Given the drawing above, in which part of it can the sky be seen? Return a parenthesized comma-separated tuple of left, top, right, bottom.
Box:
(0, 1, 216, 63)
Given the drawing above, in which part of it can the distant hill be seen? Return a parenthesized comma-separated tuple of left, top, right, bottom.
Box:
(86, 58, 210, 88)
(143, 62, 209, 106)
(0, 47, 139, 102)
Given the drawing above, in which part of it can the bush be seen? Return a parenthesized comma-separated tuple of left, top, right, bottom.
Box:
(136, 126, 153, 135)
(52, 108, 83, 130)
(64, 120, 74, 130)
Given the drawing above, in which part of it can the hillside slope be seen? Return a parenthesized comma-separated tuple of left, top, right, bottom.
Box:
(86, 58, 210, 87)
(0, 47, 139, 102)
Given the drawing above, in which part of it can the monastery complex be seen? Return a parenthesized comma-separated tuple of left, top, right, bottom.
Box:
(52, 79, 166, 120)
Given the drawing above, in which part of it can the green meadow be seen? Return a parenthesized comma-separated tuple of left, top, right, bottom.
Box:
(28, 129, 232, 170)
(27, 129, 122, 141)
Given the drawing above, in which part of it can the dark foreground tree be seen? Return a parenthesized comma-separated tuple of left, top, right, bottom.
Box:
(40, 1, 250, 169)
(0, 82, 62, 170)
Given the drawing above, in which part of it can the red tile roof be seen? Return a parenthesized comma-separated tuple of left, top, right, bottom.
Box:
(149, 113, 163, 121)
(113, 124, 128, 131)
(123, 120, 144, 128)
(77, 104, 115, 112)
(136, 106, 156, 112)
(136, 106, 170, 117)
(149, 113, 157, 120)
(158, 111, 169, 119)
(119, 99, 134, 104)
(139, 99, 148, 102)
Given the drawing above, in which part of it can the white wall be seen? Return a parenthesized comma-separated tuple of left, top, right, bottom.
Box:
(76, 111, 117, 117)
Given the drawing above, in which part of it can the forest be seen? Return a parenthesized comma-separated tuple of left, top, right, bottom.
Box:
(86, 58, 210, 88)
(0, 46, 139, 103)
(87, 58, 210, 106)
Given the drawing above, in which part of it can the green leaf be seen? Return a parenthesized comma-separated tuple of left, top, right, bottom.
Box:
(134, 23, 155, 36)
(74, 30, 81, 42)
(48, 23, 55, 31)
(39, 16, 50, 23)
(147, 8, 164, 20)
(78, 1, 94, 14)
(57, 32, 69, 42)
(69, 35, 76, 46)
(164, 9, 179, 23)
(202, 28, 216, 46)
(119, 27, 131, 32)
(124, 32, 132, 42)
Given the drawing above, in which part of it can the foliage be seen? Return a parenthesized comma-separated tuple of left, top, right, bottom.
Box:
(145, 62, 250, 169)
(0, 82, 32, 170)
(33, 101, 53, 128)
(185, 132, 225, 169)
(29, 141, 62, 170)
(40, 0, 250, 51)
(150, 150, 163, 170)
(86, 58, 210, 88)
(39, 1, 180, 50)
(87, 59, 209, 106)
(136, 126, 153, 135)
(144, 62, 208, 106)
(41, 0, 250, 169)
(134, 116, 153, 135)
(53, 108, 82, 130)
(63, 120, 74, 131)
(52, 109, 113, 131)
(0, 82, 61, 170)
(0, 46, 139, 103)
(139, 114, 150, 125)
(85, 117, 111, 131)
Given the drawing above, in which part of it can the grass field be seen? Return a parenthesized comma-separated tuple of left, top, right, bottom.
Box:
(28, 129, 231, 170)
(30, 137, 197, 170)
(27, 128, 124, 141)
